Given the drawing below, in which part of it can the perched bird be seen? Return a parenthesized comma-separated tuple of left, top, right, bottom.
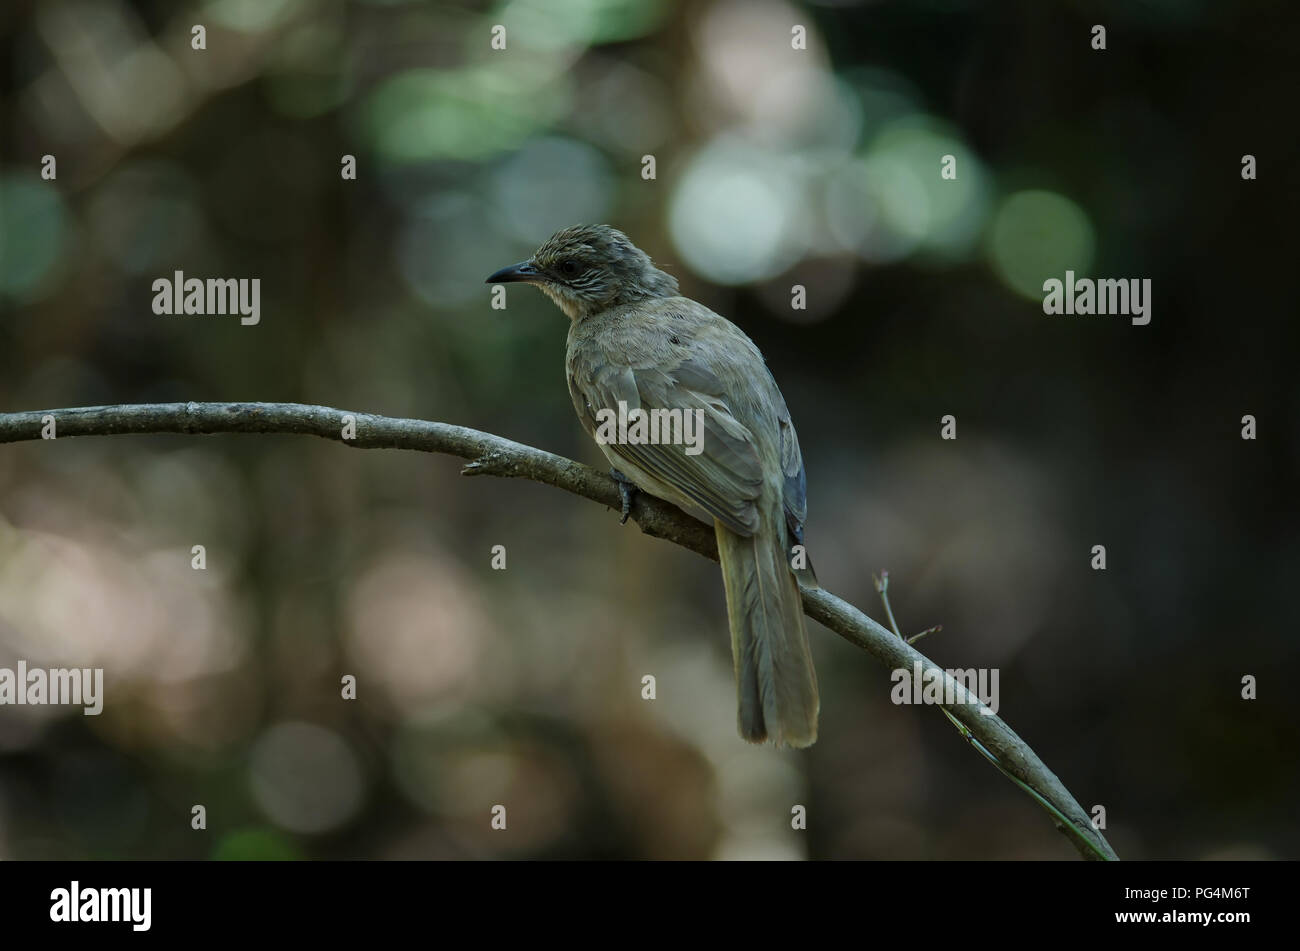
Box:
(487, 225, 819, 747)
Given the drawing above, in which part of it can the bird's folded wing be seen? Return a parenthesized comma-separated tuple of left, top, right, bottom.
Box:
(778, 414, 807, 544)
(576, 358, 765, 536)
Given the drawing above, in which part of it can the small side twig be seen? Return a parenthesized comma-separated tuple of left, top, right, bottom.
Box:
(874, 570, 1111, 861)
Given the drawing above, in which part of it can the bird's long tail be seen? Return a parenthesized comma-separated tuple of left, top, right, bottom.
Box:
(716, 502, 819, 748)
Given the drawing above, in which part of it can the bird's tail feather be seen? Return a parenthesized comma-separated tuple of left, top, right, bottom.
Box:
(716, 506, 819, 748)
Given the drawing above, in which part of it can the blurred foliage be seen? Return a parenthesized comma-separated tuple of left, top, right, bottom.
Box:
(1, 0, 1298, 859)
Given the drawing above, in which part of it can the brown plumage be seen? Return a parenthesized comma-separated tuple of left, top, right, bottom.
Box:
(486, 224, 819, 747)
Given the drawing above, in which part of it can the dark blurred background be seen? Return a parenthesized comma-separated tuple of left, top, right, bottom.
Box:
(1, 0, 1297, 860)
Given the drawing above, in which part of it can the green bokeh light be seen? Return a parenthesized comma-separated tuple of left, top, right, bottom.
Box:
(503, 0, 669, 51)
(264, 21, 352, 119)
(357, 66, 569, 161)
(0, 176, 69, 300)
(867, 117, 992, 261)
(668, 141, 803, 285)
(212, 826, 304, 861)
(202, 0, 305, 33)
(987, 189, 1096, 300)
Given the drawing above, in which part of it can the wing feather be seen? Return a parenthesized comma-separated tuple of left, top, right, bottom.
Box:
(574, 359, 764, 536)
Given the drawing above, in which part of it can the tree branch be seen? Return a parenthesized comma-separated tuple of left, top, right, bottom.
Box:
(0, 402, 1118, 860)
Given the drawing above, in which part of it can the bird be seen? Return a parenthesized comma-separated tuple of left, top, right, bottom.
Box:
(486, 224, 819, 748)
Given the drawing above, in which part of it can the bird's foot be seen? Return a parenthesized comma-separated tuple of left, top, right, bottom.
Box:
(610, 468, 638, 524)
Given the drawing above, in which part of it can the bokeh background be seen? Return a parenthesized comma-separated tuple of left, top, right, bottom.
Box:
(1, 0, 1298, 860)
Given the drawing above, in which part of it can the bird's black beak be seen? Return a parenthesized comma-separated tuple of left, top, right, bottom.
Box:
(485, 261, 542, 285)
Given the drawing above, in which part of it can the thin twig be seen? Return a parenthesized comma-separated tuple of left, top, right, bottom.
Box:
(876, 572, 1109, 860)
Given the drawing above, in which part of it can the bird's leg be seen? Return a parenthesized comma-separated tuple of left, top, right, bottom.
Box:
(610, 468, 638, 524)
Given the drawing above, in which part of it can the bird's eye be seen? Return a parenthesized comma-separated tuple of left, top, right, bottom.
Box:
(559, 259, 580, 277)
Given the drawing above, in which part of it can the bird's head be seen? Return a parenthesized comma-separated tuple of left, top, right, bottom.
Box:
(485, 224, 679, 321)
